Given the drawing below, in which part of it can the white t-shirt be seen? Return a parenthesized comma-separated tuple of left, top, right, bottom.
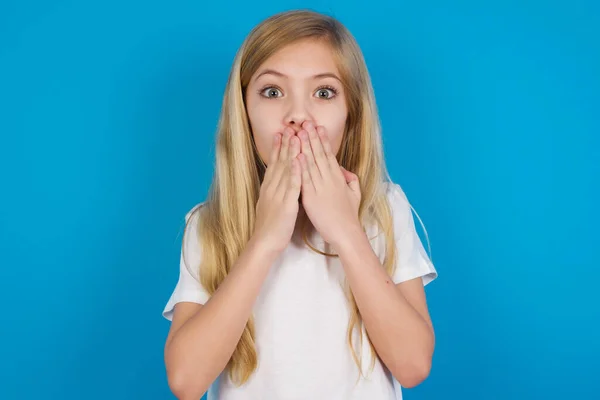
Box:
(163, 181, 438, 400)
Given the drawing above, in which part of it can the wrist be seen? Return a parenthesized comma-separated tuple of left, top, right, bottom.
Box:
(331, 223, 368, 255)
(247, 234, 283, 263)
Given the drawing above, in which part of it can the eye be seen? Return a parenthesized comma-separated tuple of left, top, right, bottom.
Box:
(259, 86, 283, 99)
(314, 85, 338, 100)
(257, 84, 339, 100)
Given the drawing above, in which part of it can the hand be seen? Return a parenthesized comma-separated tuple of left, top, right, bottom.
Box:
(297, 121, 362, 247)
(252, 127, 302, 254)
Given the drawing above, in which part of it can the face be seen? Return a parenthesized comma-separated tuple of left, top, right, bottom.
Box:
(245, 39, 348, 166)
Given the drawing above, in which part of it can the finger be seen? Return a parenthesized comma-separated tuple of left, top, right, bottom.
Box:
(262, 133, 281, 194)
(298, 153, 315, 194)
(340, 166, 353, 182)
(303, 121, 329, 179)
(340, 166, 361, 193)
(298, 129, 321, 189)
(289, 134, 300, 160)
(284, 158, 302, 203)
(268, 132, 281, 166)
(348, 179, 360, 194)
(266, 130, 291, 194)
(316, 126, 336, 164)
(280, 127, 294, 161)
(275, 136, 299, 199)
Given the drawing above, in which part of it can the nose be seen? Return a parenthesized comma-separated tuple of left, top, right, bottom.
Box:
(285, 116, 307, 133)
(284, 97, 312, 132)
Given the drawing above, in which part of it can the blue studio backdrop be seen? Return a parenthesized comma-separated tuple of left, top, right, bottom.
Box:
(1, 1, 598, 399)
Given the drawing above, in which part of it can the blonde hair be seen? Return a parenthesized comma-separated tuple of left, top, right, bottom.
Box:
(185, 9, 404, 386)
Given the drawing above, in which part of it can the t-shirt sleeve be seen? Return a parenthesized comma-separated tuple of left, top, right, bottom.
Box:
(387, 183, 438, 286)
(162, 204, 210, 321)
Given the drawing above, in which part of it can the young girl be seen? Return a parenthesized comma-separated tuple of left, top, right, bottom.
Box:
(162, 9, 438, 400)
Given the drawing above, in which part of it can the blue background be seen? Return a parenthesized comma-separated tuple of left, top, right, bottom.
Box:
(1, 1, 598, 399)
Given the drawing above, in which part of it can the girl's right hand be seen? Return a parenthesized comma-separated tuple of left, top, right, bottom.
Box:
(252, 127, 302, 255)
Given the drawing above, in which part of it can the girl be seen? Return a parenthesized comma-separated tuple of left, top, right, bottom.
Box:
(162, 9, 438, 400)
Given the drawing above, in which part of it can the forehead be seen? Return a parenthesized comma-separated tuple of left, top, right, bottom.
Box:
(255, 39, 340, 78)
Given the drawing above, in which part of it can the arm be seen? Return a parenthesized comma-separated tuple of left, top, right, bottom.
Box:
(334, 226, 435, 388)
(164, 237, 279, 400)
(291, 120, 435, 387)
(164, 127, 303, 399)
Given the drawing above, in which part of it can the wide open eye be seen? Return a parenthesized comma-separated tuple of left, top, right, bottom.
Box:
(259, 86, 283, 99)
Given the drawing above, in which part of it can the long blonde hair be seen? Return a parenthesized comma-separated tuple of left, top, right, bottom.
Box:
(186, 9, 402, 385)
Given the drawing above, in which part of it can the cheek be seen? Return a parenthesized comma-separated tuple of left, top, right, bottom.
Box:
(247, 103, 279, 165)
(320, 112, 347, 154)
(252, 130, 272, 166)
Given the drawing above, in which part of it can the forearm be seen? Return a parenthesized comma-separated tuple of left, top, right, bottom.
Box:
(334, 227, 434, 387)
(165, 237, 279, 397)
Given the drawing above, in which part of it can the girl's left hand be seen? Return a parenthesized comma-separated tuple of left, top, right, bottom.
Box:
(297, 121, 362, 247)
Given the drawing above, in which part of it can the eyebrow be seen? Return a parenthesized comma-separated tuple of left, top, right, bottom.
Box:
(254, 69, 342, 84)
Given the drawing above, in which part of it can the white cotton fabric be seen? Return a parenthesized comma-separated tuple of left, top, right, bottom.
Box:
(163, 181, 438, 400)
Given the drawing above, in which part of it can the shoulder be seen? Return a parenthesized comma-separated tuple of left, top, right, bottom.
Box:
(383, 180, 434, 266)
(177, 202, 208, 282)
(381, 180, 429, 246)
(184, 201, 207, 224)
(181, 202, 210, 239)
(382, 180, 413, 222)
(383, 180, 409, 202)
(181, 202, 208, 256)
(364, 181, 413, 243)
